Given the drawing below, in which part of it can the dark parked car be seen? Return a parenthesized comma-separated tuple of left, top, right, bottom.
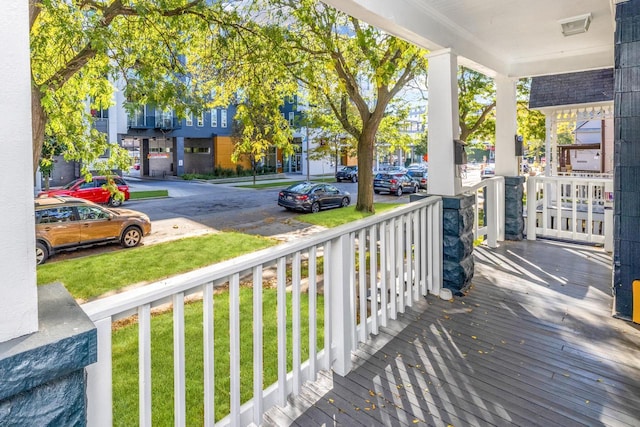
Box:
(278, 182, 350, 213)
(34, 196, 152, 265)
(37, 175, 130, 207)
(481, 163, 496, 178)
(335, 166, 358, 182)
(407, 168, 428, 190)
(373, 172, 419, 196)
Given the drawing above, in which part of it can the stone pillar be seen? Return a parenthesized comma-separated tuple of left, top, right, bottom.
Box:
(0, 284, 97, 424)
(504, 176, 525, 240)
(613, 0, 640, 320)
(442, 194, 475, 295)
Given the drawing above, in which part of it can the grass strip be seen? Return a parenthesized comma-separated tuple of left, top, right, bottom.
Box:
(129, 190, 169, 199)
(37, 233, 276, 301)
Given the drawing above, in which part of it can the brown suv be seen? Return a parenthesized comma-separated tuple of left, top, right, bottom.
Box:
(35, 196, 152, 265)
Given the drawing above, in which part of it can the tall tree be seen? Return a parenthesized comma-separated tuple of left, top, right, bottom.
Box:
(29, 0, 242, 177)
(254, 0, 428, 213)
(458, 67, 496, 144)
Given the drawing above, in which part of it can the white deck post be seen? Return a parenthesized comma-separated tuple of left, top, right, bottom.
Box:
(495, 75, 518, 177)
(427, 49, 460, 196)
(329, 234, 353, 376)
(527, 177, 537, 240)
(0, 0, 38, 342)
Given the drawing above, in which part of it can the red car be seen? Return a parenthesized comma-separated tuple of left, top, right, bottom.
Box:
(38, 176, 130, 207)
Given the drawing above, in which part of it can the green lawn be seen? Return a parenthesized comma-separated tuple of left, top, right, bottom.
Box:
(298, 203, 402, 227)
(37, 233, 276, 301)
(112, 287, 324, 425)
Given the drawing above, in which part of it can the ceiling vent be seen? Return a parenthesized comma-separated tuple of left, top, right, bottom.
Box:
(559, 13, 592, 36)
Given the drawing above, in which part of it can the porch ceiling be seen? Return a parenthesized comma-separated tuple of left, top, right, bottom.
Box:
(321, 0, 617, 78)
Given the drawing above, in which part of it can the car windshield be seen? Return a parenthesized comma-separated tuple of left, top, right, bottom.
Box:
(342, 166, 356, 171)
(407, 170, 424, 177)
(62, 178, 83, 189)
(285, 182, 316, 193)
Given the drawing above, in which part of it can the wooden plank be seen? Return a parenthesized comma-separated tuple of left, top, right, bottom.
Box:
(280, 239, 640, 426)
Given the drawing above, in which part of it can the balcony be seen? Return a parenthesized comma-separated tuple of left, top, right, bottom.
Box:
(128, 115, 155, 129)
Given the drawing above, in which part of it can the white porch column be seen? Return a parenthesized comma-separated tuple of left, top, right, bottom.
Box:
(495, 75, 518, 176)
(0, 1, 38, 341)
(427, 49, 460, 196)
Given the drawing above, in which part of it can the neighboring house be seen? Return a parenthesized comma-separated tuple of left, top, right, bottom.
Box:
(529, 69, 614, 175)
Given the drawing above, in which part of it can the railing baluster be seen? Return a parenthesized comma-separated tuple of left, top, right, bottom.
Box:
(405, 213, 413, 307)
(389, 218, 397, 320)
(379, 222, 388, 327)
(358, 229, 367, 343)
(292, 251, 302, 395)
(173, 292, 186, 427)
(276, 257, 287, 406)
(349, 233, 357, 352)
(203, 282, 215, 427)
(252, 266, 263, 425)
(323, 241, 332, 371)
(86, 317, 113, 427)
(412, 211, 420, 302)
(230, 273, 241, 426)
(308, 247, 317, 380)
(138, 304, 152, 427)
(420, 207, 428, 296)
(369, 224, 379, 335)
(397, 216, 405, 313)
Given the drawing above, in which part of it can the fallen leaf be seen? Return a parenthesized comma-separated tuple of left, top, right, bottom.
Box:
(471, 336, 477, 339)
(328, 398, 334, 403)
(413, 420, 419, 424)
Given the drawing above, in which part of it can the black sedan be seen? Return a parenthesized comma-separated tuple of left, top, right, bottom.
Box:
(278, 182, 350, 213)
(335, 165, 358, 182)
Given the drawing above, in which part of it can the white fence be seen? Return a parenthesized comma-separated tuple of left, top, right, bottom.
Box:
(82, 196, 443, 427)
(464, 176, 505, 248)
(526, 175, 613, 249)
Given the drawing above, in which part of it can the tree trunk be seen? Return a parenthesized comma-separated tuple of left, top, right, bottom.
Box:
(355, 128, 375, 213)
(31, 84, 46, 175)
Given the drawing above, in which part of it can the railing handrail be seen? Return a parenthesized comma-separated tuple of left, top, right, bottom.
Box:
(531, 175, 612, 184)
(82, 196, 442, 322)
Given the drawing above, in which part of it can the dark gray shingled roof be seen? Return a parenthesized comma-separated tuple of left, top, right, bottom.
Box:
(529, 68, 613, 109)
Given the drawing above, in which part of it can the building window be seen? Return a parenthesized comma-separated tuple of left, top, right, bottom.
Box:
(288, 112, 295, 126)
(185, 112, 193, 126)
(197, 112, 204, 127)
(194, 147, 210, 154)
(211, 109, 218, 127)
(221, 109, 228, 128)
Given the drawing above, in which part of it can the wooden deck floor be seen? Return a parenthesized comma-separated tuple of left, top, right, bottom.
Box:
(265, 239, 640, 426)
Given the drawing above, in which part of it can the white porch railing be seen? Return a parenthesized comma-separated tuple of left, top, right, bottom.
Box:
(464, 176, 505, 248)
(82, 196, 443, 427)
(526, 175, 613, 249)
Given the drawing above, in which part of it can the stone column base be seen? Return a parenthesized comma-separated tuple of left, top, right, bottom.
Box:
(0, 283, 97, 425)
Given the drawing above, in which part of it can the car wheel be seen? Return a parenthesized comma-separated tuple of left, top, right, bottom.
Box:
(121, 226, 142, 248)
(36, 241, 48, 265)
(351, 175, 357, 183)
(311, 202, 320, 213)
(341, 197, 349, 208)
(374, 190, 380, 194)
(109, 196, 123, 207)
(395, 187, 403, 196)
(336, 178, 341, 182)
